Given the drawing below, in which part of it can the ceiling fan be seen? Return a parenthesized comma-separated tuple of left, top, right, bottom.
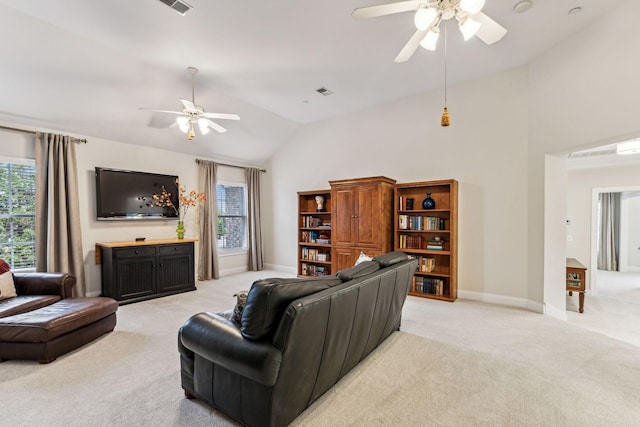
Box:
(352, 0, 507, 62)
(141, 67, 240, 140)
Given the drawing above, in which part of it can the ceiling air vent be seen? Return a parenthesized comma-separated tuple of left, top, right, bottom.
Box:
(157, 0, 193, 16)
(316, 87, 334, 96)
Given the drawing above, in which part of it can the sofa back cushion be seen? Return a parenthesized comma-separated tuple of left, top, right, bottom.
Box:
(241, 276, 341, 341)
(373, 251, 409, 268)
(336, 260, 379, 281)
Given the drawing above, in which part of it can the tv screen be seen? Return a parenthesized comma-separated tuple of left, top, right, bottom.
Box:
(95, 167, 179, 220)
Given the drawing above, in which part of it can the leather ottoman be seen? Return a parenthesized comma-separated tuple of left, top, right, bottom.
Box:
(0, 297, 118, 363)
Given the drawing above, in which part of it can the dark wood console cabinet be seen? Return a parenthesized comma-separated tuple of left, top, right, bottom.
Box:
(96, 239, 196, 304)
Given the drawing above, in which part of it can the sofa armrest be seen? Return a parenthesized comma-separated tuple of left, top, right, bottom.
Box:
(12, 272, 76, 299)
(179, 312, 282, 386)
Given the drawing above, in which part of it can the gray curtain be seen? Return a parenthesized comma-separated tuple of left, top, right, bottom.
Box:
(246, 167, 264, 271)
(197, 160, 219, 280)
(598, 192, 620, 271)
(35, 132, 86, 296)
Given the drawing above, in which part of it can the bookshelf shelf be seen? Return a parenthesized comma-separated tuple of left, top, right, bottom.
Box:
(394, 179, 458, 302)
(298, 190, 333, 277)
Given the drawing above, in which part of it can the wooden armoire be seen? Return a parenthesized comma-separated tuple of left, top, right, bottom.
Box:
(329, 176, 396, 271)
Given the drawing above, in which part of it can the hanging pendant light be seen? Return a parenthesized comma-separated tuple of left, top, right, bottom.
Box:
(441, 23, 450, 127)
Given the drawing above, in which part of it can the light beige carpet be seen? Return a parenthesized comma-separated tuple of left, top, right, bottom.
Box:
(2, 270, 639, 426)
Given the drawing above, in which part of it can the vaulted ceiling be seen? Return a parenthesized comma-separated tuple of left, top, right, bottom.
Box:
(0, 0, 628, 164)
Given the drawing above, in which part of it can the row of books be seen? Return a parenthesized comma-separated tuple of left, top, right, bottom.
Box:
(427, 238, 444, 251)
(301, 263, 329, 276)
(398, 235, 446, 250)
(300, 231, 331, 244)
(301, 216, 331, 228)
(301, 248, 330, 262)
(398, 196, 415, 211)
(418, 256, 436, 273)
(412, 277, 446, 295)
(398, 215, 445, 231)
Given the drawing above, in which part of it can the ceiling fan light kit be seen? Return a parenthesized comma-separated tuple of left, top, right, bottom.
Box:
(420, 27, 440, 50)
(458, 15, 481, 40)
(140, 66, 240, 140)
(352, 0, 507, 62)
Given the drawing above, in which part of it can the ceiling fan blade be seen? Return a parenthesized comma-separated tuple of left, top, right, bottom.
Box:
(201, 112, 240, 120)
(352, 0, 421, 19)
(473, 12, 507, 45)
(394, 29, 427, 63)
(180, 99, 196, 111)
(139, 108, 186, 115)
(205, 119, 228, 133)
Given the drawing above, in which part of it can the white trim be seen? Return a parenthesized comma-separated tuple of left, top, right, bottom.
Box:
(217, 249, 248, 257)
(457, 289, 543, 313)
(590, 185, 640, 295)
(216, 180, 248, 251)
(0, 156, 35, 165)
(264, 263, 296, 274)
(543, 302, 568, 321)
(219, 266, 248, 276)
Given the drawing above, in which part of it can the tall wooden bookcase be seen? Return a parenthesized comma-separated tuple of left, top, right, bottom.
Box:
(394, 179, 458, 301)
(297, 190, 333, 277)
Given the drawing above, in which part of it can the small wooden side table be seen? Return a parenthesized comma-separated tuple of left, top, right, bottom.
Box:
(566, 258, 587, 313)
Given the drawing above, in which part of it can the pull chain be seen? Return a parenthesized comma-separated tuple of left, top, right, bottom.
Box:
(441, 22, 450, 127)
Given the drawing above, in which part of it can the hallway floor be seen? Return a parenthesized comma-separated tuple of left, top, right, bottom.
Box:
(566, 270, 640, 347)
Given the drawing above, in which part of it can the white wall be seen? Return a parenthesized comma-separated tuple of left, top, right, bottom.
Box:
(266, 66, 532, 306)
(566, 166, 640, 282)
(626, 195, 640, 269)
(1, 125, 256, 297)
(528, 0, 640, 313)
(543, 154, 568, 319)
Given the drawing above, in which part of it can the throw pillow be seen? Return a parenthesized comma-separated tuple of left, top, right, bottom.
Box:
(231, 290, 249, 324)
(0, 258, 10, 274)
(0, 271, 17, 301)
(354, 251, 373, 266)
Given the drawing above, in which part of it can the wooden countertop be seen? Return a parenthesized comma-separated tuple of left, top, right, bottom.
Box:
(95, 239, 197, 264)
(566, 257, 586, 270)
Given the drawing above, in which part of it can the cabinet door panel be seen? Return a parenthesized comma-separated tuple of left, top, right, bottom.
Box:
(158, 254, 194, 292)
(333, 188, 355, 246)
(332, 248, 383, 272)
(115, 257, 156, 299)
(355, 184, 380, 247)
(333, 248, 356, 272)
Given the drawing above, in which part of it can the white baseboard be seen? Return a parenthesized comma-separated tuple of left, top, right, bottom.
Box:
(458, 289, 544, 314)
(543, 302, 568, 321)
(219, 266, 248, 277)
(86, 290, 101, 297)
(264, 263, 296, 274)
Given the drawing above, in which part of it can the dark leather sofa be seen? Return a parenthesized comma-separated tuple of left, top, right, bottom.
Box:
(0, 272, 117, 363)
(178, 251, 418, 427)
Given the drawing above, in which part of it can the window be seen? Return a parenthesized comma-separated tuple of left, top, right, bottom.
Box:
(216, 182, 247, 251)
(0, 159, 36, 269)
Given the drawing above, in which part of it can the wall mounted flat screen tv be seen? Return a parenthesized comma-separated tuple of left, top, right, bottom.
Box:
(95, 167, 179, 220)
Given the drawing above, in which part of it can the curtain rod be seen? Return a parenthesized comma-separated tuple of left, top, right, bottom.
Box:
(196, 158, 266, 173)
(0, 125, 88, 143)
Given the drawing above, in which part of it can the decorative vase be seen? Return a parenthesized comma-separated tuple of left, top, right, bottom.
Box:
(422, 193, 436, 210)
(176, 220, 185, 239)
